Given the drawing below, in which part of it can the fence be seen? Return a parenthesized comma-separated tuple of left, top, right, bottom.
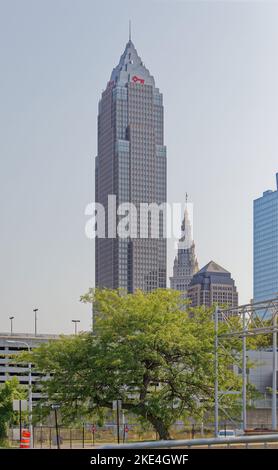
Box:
(9, 420, 278, 448)
(10, 424, 159, 448)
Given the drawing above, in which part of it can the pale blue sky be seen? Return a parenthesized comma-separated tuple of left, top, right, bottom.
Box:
(0, 0, 277, 334)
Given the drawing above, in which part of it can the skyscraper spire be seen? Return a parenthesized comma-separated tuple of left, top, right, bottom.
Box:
(170, 198, 199, 297)
(110, 37, 155, 87)
(129, 19, 131, 41)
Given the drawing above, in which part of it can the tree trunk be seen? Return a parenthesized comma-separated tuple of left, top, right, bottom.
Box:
(148, 415, 171, 440)
(122, 402, 171, 441)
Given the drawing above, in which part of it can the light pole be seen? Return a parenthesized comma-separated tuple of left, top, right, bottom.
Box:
(272, 313, 277, 430)
(214, 306, 219, 438)
(33, 308, 38, 336)
(51, 404, 60, 449)
(9, 316, 14, 335)
(71, 320, 80, 335)
(7, 340, 33, 448)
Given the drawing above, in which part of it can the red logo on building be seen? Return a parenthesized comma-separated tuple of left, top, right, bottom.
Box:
(132, 75, 145, 84)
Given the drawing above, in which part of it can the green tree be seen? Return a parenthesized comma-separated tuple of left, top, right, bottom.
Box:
(23, 289, 250, 439)
(0, 378, 24, 444)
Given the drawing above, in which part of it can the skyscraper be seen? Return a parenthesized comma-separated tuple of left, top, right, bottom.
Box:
(187, 261, 238, 308)
(170, 202, 199, 296)
(253, 173, 278, 303)
(95, 38, 167, 292)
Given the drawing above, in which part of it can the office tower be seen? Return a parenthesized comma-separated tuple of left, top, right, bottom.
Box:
(253, 173, 278, 303)
(170, 203, 199, 295)
(187, 261, 238, 308)
(95, 38, 167, 292)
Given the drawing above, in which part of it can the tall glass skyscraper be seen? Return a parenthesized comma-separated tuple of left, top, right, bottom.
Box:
(253, 173, 278, 303)
(95, 38, 167, 292)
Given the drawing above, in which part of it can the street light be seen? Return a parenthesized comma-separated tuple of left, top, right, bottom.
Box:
(7, 340, 33, 448)
(9, 316, 14, 335)
(33, 308, 38, 336)
(51, 404, 60, 449)
(71, 320, 80, 336)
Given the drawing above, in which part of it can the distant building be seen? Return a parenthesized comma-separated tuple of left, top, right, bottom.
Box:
(187, 261, 238, 308)
(253, 173, 278, 303)
(0, 333, 59, 402)
(170, 203, 198, 296)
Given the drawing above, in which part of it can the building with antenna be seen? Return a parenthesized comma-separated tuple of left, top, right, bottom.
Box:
(95, 34, 167, 292)
(170, 199, 199, 297)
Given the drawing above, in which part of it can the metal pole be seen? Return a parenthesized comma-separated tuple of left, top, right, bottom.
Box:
(122, 411, 125, 444)
(54, 409, 60, 449)
(242, 309, 247, 431)
(9, 316, 14, 335)
(82, 423, 85, 448)
(19, 399, 22, 444)
(116, 400, 120, 444)
(214, 306, 219, 437)
(272, 313, 277, 429)
(28, 356, 33, 448)
(33, 308, 38, 336)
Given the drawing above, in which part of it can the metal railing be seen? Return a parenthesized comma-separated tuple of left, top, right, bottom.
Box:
(101, 433, 278, 449)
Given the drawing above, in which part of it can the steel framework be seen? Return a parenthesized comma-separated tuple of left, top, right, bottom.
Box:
(214, 297, 278, 437)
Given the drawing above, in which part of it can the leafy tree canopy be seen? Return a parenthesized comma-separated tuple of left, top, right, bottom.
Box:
(22, 289, 255, 439)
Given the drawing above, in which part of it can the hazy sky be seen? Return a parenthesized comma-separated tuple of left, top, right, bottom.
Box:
(1, 0, 278, 335)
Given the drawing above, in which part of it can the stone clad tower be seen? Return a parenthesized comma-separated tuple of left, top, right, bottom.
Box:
(170, 202, 199, 296)
(95, 38, 167, 292)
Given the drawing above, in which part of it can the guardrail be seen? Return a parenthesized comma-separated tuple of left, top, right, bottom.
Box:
(100, 433, 278, 449)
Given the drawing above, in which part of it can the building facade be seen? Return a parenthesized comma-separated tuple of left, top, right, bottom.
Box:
(170, 204, 199, 295)
(0, 333, 59, 402)
(187, 261, 238, 308)
(253, 173, 278, 303)
(95, 39, 167, 292)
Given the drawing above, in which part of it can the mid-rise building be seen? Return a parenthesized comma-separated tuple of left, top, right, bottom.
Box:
(0, 333, 59, 402)
(187, 261, 238, 308)
(253, 173, 278, 303)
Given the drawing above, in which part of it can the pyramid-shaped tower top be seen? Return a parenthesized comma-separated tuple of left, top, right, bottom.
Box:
(110, 40, 155, 88)
(198, 261, 230, 274)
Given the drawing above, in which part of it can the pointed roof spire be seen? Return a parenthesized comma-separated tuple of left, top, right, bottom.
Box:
(179, 196, 193, 249)
(110, 37, 155, 87)
(129, 19, 131, 41)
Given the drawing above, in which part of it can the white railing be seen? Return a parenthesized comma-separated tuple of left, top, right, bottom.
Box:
(100, 433, 278, 449)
